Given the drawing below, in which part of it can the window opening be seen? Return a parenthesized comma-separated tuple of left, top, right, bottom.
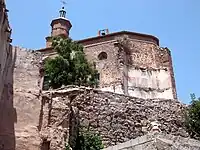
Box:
(98, 52, 107, 60)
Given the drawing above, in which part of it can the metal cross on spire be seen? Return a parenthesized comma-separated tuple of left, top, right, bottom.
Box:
(59, 0, 67, 18)
(61, 0, 67, 6)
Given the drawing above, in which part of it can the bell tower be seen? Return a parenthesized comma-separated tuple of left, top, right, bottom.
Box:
(46, 6, 72, 48)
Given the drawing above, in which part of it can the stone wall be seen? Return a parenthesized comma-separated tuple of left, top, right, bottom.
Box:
(12, 46, 42, 150)
(104, 133, 200, 150)
(1, 44, 45, 150)
(41, 87, 187, 149)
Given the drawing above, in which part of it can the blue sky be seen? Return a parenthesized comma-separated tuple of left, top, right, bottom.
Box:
(7, 0, 199, 104)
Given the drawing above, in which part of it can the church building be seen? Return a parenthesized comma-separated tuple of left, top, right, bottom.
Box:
(38, 7, 177, 99)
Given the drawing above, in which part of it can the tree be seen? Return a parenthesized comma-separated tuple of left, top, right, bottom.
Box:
(185, 93, 200, 139)
(44, 37, 99, 89)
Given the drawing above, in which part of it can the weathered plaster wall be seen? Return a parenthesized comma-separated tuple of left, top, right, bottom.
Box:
(0, 0, 15, 149)
(0, 47, 15, 150)
(122, 38, 174, 99)
(13, 47, 42, 150)
(127, 68, 173, 99)
(41, 87, 187, 149)
(104, 133, 200, 150)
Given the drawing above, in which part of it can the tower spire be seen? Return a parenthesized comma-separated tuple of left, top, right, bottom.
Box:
(59, 0, 67, 18)
(45, 0, 72, 48)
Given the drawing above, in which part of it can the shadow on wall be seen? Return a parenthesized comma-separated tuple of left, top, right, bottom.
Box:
(0, 46, 17, 150)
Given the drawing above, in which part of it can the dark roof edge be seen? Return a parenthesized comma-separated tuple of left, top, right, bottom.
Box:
(77, 31, 159, 46)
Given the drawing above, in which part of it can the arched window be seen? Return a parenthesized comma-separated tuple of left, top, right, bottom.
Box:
(98, 52, 107, 60)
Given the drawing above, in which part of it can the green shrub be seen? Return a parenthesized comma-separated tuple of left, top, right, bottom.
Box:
(185, 93, 200, 139)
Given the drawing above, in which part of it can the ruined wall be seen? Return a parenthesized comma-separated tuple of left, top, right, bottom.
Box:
(124, 39, 174, 99)
(83, 34, 176, 99)
(41, 87, 187, 149)
(155, 47, 177, 99)
(13, 47, 42, 150)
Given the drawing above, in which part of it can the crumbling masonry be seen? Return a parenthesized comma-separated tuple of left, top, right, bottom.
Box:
(40, 87, 187, 149)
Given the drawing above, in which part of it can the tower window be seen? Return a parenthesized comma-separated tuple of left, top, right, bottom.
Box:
(98, 52, 107, 60)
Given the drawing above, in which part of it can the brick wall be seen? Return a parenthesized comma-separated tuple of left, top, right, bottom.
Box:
(84, 40, 121, 87)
